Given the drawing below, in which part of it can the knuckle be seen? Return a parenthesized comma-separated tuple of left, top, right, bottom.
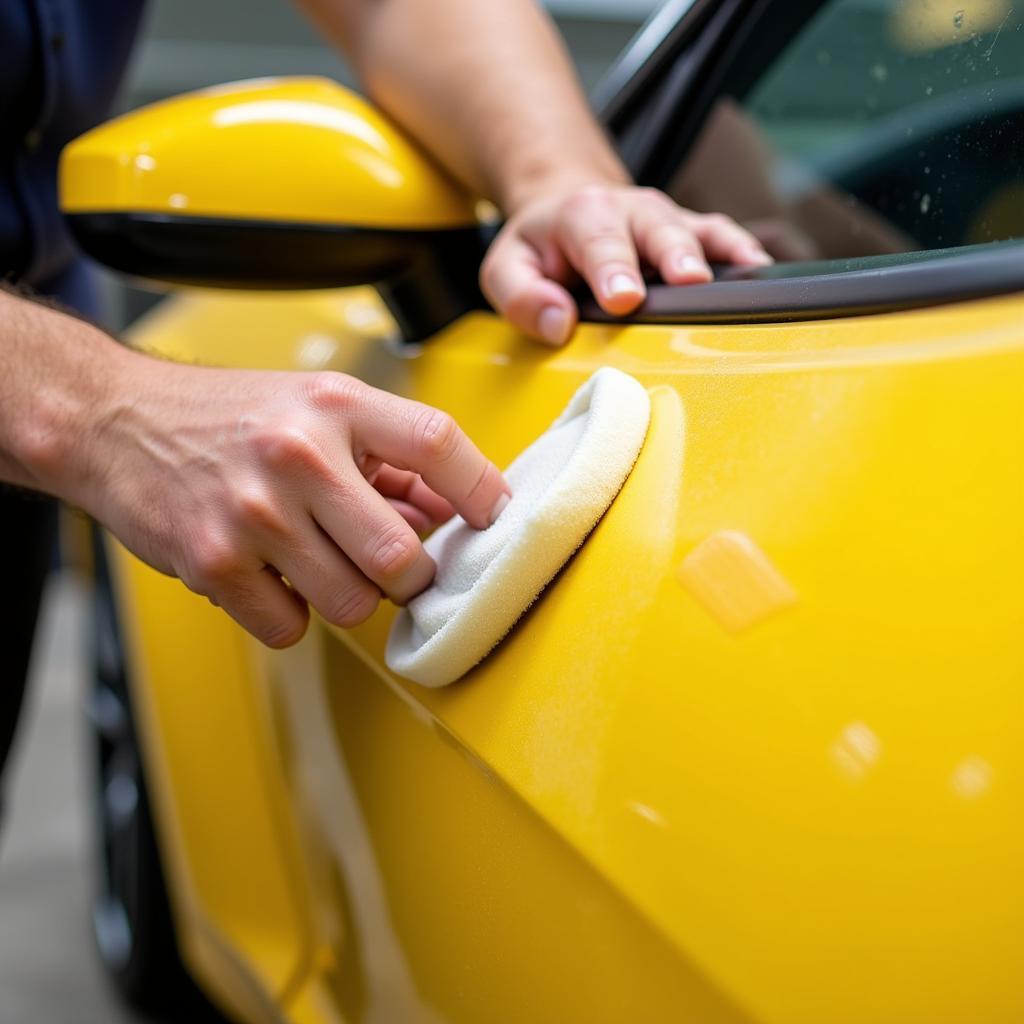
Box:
(256, 421, 315, 468)
(235, 486, 288, 535)
(566, 184, 611, 208)
(304, 371, 362, 412)
(368, 524, 419, 580)
(326, 582, 380, 628)
(255, 425, 324, 474)
(504, 291, 536, 325)
(581, 228, 627, 248)
(646, 221, 690, 247)
(702, 212, 736, 230)
(258, 615, 307, 649)
(463, 459, 496, 505)
(188, 532, 244, 590)
(413, 407, 461, 464)
(637, 186, 668, 203)
(581, 234, 633, 268)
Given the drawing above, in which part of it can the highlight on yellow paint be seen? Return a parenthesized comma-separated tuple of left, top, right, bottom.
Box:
(951, 755, 994, 799)
(60, 77, 478, 229)
(677, 529, 797, 632)
(831, 721, 882, 780)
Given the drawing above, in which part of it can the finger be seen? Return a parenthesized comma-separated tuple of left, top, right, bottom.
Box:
(555, 188, 645, 315)
(631, 205, 713, 285)
(349, 394, 510, 530)
(371, 464, 454, 525)
(480, 231, 577, 345)
(387, 499, 433, 534)
(217, 567, 310, 649)
(313, 464, 437, 604)
(688, 212, 773, 266)
(267, 522, 382, 628)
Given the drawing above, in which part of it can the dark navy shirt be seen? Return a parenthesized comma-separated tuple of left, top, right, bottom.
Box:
(1, 0, 145, 310)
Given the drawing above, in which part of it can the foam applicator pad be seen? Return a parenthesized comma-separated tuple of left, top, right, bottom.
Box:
(386, 367, 651, 687)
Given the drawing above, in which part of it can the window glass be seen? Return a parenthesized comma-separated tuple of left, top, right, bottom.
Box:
(670, 0, 1024, 262)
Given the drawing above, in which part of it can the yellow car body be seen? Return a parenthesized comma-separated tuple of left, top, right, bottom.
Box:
(60, 9, 1024, 1023)
(109, 282, 1024, 1024)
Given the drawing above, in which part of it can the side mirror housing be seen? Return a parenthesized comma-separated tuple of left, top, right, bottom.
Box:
(59, 77, 488, 341)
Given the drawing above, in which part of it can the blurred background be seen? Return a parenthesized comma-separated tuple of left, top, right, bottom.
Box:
(0, 2, 655, 1021)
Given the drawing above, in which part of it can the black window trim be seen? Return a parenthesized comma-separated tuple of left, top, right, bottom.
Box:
(594, 0, 720, 126)
(579, 241, 1024, 324)
(606, 0, 830, 188)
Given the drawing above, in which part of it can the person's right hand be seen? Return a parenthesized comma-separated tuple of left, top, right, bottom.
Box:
(75, 356, 510, 648)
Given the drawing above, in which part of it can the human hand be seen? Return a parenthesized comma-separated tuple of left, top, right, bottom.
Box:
(78, 358, 510, 648)
(480, 183, 772, 345)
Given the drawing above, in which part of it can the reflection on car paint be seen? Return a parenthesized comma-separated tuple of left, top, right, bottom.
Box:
(677, 530, 798, 634)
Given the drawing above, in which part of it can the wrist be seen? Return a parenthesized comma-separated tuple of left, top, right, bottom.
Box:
(18, 319, 134, 508)
(497, 154, 632, 216)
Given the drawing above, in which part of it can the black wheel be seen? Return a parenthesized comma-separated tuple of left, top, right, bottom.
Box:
(88, 530, 228, 1022)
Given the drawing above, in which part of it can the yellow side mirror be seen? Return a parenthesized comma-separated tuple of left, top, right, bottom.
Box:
(59, 77, 487, 341)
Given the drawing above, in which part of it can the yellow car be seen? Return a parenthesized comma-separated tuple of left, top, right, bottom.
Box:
(61, 1, 1023, 1022)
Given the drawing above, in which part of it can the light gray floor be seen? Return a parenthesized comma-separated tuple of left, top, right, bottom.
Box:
(0, 573, 141, 1024)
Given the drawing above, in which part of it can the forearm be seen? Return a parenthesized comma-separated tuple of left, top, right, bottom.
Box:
(0, 288, 129, 502)
(296, 0, 629, 212)
(0, 286, 509, 647)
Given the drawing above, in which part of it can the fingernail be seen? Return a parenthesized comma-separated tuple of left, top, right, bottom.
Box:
(606, 272, 641, 297)
(538, 305, 570, 345)
(675, 254, 711, 278)
(488, 491, 511, 525)
(742, 248, 774, 265)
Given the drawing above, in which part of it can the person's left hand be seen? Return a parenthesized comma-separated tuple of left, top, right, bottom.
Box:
(480, 183, 772, 346)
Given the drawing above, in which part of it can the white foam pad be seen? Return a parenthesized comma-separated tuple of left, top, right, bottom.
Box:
(386, 367, 651, 687)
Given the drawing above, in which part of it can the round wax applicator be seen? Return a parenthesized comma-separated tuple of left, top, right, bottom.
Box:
(386, 367, 651, 687)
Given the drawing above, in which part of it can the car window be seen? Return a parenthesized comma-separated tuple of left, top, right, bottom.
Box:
(669, 0, 1024, 263)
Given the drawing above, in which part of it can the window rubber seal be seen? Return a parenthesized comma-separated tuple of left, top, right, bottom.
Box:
(578, 240, 1024, 324)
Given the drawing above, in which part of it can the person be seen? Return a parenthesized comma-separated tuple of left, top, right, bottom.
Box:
(0, 0, 769, 775)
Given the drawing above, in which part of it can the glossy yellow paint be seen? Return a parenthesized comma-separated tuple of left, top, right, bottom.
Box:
(108, 538, 315, 1024)
(117, 283, 1024, 1024)
(59, 78, 477, 228)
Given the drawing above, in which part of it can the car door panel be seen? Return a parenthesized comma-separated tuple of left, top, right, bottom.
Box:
(117, 283, 1024, 1023)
